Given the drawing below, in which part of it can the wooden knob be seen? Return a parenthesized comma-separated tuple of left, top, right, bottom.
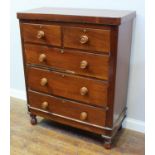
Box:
(80, 112, 88, 121)
(80, 87, 88, 96)
(39, 54, 46, 62)
(41, 101, 48, 110)
(40, 78, 48, 86)
(80, 60, 88, 69)
(37, 30, 45, 39)
(80, 35, 89, 44)
(60, 49, 64, 54)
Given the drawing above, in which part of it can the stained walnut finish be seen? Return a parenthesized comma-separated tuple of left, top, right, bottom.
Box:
(24, 44, 110, 80)
(63, 26, 111, 53)
(28, 91, 106, 126)
(27, 67, 108, 107)
(17, 7, 136, 149)
(21, 23, 61, 46)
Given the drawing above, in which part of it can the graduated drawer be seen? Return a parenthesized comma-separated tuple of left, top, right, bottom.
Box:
(27, 67, 108, 107)
(21, 23, 61, 46)
(24, 44, 110, 80)
(28, 91, 106, 126)
(63, 26, 111, 53)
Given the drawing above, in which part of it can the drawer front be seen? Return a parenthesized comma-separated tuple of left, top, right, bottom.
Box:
(27, 67, 108, 107)
(21, 23, 61, 46)
(28, 91, 106, 126)
(25, 44, 110, 80)
(63, 27, 111, 53)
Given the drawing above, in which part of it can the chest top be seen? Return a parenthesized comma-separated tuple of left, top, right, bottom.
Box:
(17, 7, 136, 25)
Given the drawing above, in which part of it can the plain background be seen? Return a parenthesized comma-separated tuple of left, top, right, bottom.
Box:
(10, 0, 145, 130)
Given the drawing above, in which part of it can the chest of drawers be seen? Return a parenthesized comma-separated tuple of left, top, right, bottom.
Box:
(17, 7, 135, 149)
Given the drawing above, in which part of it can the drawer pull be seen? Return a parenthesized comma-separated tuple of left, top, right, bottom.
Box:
(80, 87, 88, 96)
(37, 30, 45, 39)
(39, 54, 46, 62)
(80, 35, 89, 44)
(80, 112, 88, 121)
(40, 78, 48, 86)
(80, 60, 88, 69)
(41, 101, 48, 110)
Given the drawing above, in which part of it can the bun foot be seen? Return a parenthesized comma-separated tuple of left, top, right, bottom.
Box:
(118, 124, 123, 131)
(104, 142, 112, 149)
(30, 114, 37, 125)
(101, 136, 112, 149)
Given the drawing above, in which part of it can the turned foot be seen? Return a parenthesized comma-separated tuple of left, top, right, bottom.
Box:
(104, 139, 112, 149)
(118, 124, 123, 131)
(30, 114, 37, 125)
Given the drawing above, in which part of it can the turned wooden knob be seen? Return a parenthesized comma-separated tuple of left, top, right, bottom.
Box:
(41, 101, 48, 110)
(80, 60, 88, 69)
(80, 35, 89, 44)
(39, 54, 46, 62)
(37, 30, 45, 39)
(80, 87, 88, 96)
(80, 112, 88, 121)
(40, 78, 48, 86)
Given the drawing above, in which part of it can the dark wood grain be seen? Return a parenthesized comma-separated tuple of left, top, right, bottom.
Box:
(24, 44, 110, 80)
(105, 27, 119, 128)
(30, 109, 107, 135)
(17, 7, 136, 25)
(28, 91, 106, 126)
(21, 23, 61, 46)
(19, 23, 31, 114)
(27, 67, 108, 107)
(113, 21, 134, 124)
(63, 26, 111, 53)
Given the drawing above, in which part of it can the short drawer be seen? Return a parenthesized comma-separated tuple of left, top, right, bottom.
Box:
(24, 44, 110, 80)
(27, 67, 108, 107)
(21, 23, 61, 46)
(28, 91, 106, 126)
(63, 26, 111, 53)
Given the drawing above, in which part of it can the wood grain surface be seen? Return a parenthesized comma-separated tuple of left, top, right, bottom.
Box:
(28, 91, 106, 126)
(27, 67, 108, 107)
(11, 97, 145, 155)
(17, 7, 136, 25)
(21, 23, 61, 46)
(63, 26, 111, 53)
(24, 44, 110, 80)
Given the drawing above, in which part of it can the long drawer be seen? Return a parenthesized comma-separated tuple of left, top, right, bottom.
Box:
(27, 67, 108, 107)
(24, 44, 110, 80)
(21, 23, 61, 46)
(28, 91, 106, 126)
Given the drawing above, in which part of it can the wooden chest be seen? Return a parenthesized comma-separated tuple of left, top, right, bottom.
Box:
(17, 7, 136, 149)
